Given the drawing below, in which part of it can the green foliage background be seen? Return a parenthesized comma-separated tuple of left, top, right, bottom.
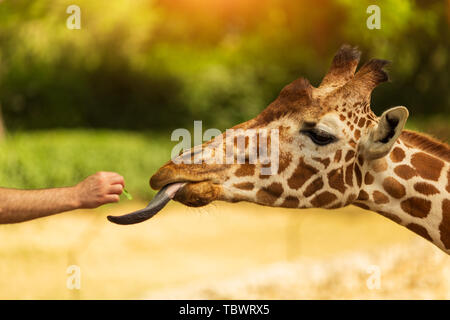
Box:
(0, 0, 448, 131)
(0, 0, 448, 197)
(0, 130, 172, 198)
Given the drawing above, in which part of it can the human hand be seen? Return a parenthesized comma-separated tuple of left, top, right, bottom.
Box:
(75, 172, 125, 209)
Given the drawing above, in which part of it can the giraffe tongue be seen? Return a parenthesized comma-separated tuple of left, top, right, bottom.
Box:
(107, 182, 187, 225)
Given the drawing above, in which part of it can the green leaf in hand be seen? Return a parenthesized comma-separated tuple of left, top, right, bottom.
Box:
(122, 188, 133, 200)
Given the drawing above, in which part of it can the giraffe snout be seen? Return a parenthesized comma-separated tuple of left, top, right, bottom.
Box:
(149, 159, 228, 206)
(150, 166, 176, 190)
(150, 161, 227, 188)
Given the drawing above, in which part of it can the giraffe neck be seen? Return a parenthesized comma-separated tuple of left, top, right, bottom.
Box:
(354, 131, 450, 253)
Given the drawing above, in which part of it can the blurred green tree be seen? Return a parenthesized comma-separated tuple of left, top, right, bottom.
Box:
(0, 0, 448, 132)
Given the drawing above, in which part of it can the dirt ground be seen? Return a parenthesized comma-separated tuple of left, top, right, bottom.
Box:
(0, 201, 448, 299)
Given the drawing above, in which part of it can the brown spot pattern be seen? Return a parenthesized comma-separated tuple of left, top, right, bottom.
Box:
(349, 140, 356, 148)
(373, 191, 389, 204)
(357, 155, 364, 166)
(406, 223, 433, 242)
(235, 164, 255, 177)
(328, 169, 346, 193)
(411, 152, 444, 181)
(287, 158, 319, 190)
(256, 182, 284, 205)
(354, 129, 361, 140)
(390, 147, 405, 163)
(382, 177, 406, 199)
(394, 165, 417, 180)
(345, 150, 355, 162)
(303, 177, 324, 198)
(364, 172, 374, 185)
(345, 193, 357, 205)
(357, 190, 369, 201)
(282, 196, 299, 208)
(312, 157, 330, 169)
(413, 182, 440, 196)
(256, 189, 275, 205)
(358, 118, 366, 128)
(310, 191, 337, 207)
(266, 182, 284, 197)
(400, 197, 431, 218)
(334, 150, 342, 162)
(233, 182, 254, 190)
(345, 164, 354, 186)
(278, 152, 292, 174)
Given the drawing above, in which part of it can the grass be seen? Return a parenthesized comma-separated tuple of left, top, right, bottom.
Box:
(0, 130, 174, 199)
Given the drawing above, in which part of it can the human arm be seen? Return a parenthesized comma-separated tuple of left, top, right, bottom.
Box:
(0, 172, 124, 224)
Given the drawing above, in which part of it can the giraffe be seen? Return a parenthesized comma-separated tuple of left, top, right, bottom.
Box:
(109, 45, 450, 254)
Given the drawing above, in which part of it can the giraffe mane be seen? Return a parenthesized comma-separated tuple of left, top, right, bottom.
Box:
(400, 129, 450, 162)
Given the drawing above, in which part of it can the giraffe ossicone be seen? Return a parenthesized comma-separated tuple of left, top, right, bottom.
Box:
(109, 45, 450, 255)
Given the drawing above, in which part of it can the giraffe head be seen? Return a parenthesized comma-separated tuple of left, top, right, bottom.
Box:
(108, 45, 411, 225)
(148, 45, 409, 210)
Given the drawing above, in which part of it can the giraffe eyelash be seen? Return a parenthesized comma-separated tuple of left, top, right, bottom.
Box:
(300, 128, 337, 146)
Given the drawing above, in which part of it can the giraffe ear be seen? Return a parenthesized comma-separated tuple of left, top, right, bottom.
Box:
(361, 106, 409, 160)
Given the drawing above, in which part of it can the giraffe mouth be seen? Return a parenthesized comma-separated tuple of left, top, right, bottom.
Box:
(171, 180, 220, 207)
(107, 179, 220, 225)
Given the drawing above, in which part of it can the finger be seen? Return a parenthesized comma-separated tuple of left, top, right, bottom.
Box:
(108, 173, 125, 187)
(108, 184, 123, 195)
(103, 194, 120, 204)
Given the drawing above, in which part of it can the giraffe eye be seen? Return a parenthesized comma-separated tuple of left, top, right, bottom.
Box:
(301, 129, 337, 146)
